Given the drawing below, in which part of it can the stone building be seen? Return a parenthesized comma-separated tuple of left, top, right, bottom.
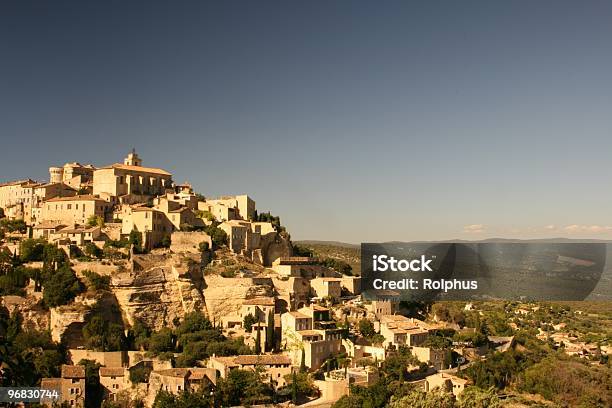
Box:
(93, 150, 173, 202)
(201, 194, 255, 221)
(49, 162, 96, 189)
(99, 367, 129, 402)
(208, 354, 293, 388)
(41, 195, 110, 226)
(281, 305, 344, 370)
(0, 179, 76, 223)
(120, 206, 173, 250)
(40, 365, 86, 407)
(424, 372, 469, 396)
(271, 257, 338, 279)
(379, 315, 428, 348)
(147, 368, 216, 406)
(310, 277, 342, 301)
(411, 346, 447, 370)
(240, 297, 276, 323)
(48, 224, 102, 247)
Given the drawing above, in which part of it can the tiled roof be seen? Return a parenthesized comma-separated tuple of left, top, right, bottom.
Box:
(61, 365, 86, 379)
(286, 311, 309, 319)
(242, 297, 275, 306)
(233, 354, 292, 366)
(33, 221, 66, 230)
(0, 179, 35, 188)
(41, 378, 62, 388)
(154, 368, 215, 382)
(58, 225, 99, 233)
(99, 367, 125, 377)
(187, 368, 216, 381)
(46, 194, 104, 202)
(154, 368, 189, 378)
(104, 163, 171, 176)
(212, 354, 292, 367)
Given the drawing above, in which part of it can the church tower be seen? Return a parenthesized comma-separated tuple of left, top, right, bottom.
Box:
(124, 148, 142, 167)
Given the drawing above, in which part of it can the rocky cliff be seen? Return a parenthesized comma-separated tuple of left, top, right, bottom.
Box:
(111, 254, 206, 330)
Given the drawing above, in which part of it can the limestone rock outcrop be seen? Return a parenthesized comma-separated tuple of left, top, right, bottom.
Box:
(111, 254, 206, 330)
(1, 294, 49, 332)
(202, 274, 275, 323)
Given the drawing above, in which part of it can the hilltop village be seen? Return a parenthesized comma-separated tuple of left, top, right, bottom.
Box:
(0, 152, 610, 408)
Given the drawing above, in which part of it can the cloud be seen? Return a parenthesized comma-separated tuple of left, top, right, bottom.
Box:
(562, 224, 612, 233)
(463, 224, 485, 233)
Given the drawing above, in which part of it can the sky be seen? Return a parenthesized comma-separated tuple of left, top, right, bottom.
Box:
(1, 1, 612, 243)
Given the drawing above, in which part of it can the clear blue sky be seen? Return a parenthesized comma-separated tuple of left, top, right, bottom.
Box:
(1, 1, 612, 243)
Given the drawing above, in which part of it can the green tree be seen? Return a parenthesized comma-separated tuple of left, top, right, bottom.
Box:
(19, 239, 47, 262)
(153, 389, 212, 408)
(82, 270, 110, 291)
(87, 215, 104, 227)
(130, 319, 151, 350)
(255, 326, 262, 354)
(243, 313, 257, 332)
(147, 328, 175, 355)
(283, 371, 317, 402)
(129, 365, 152, 384)
(78, 359, 104, 408)
(82, 315, 125, 351)
(457, 387, 501, 408)
(215, 368, 273, 407)
(83, 242, 103, 259)
(388, 388, 456, 407)
(358, 318, 376, 338)
(128, 229, 143, 253)
(203, 224, 227, 249)
(0, 219, 27, 233)
(42, 265, 82, 307)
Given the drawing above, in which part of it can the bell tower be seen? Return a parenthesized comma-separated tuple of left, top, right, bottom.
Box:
(124, 148, 142, 167)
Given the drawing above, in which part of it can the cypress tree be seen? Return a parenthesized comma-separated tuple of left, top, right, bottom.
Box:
(255, 326, 261, 354)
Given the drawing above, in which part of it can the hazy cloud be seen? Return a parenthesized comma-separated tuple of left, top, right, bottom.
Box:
(562, 224, 612, 233)
(464, 224, 485, 233)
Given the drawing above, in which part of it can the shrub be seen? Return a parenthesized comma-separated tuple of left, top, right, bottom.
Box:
(42, 265, 82, 307)
(82, 270, 110, 291)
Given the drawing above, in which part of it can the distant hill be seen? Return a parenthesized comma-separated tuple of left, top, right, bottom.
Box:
(295, 240, 359, 248)
(294, 240, 361, 275)
(294, 237, 612, 277)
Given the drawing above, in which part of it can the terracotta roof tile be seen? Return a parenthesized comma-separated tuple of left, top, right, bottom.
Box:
(61, 365, 86, 379)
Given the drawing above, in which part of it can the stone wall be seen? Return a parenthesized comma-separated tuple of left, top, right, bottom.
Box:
(170, 231, 211, 254)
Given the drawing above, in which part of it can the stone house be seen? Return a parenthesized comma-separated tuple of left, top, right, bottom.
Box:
(424, 372, 469, 396)
(41, 195, 110, 226)
(40, 365, 86, 407)
(379, 315, 428, 348)
(310, 277, 342, 301)
(281, 305, 344, 370)
(147, 368, 216, 406)
(411, 346, 447, 370)
(208, 354, 293, 388)
(99, 367, 129, 402)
